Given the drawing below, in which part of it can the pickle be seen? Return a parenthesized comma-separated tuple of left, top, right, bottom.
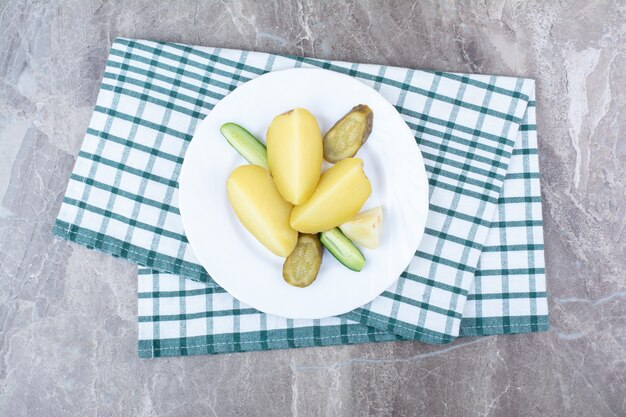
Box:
(220, 123, 269, 169)
(323, 104, 373, 163)
(320, 228, 366, 272)
(282, 234, 324, 288)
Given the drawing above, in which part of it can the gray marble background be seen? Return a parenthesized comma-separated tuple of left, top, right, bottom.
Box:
(1, 1, 624, 416)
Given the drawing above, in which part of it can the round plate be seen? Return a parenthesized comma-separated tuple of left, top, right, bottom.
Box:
(179, 68, 429, 319)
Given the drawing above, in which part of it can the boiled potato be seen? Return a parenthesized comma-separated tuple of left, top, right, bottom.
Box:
(339, 206, 383, 249)
(227, 165, 298, 257)
(290, 158, 372, 233)
(282, 234, 323, 288)
(267, 108, 323, 205)
(323, 104, 373, 163)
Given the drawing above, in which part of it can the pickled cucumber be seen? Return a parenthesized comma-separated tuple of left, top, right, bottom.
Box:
(220, 123, 269, 169)
(323, 104, 373, 163)
(320, 228, 366, 272)
(282, 234, 324, 287)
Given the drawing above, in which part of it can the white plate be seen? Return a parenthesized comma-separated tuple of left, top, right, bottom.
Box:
(179, 68, 429, 319)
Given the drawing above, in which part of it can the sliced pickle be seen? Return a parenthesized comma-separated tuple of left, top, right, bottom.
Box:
(282, 234, 324, 288)
(323, 104, 373, 163)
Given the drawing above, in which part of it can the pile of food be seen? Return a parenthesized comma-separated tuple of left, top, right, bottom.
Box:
(221, 105, 383, 288)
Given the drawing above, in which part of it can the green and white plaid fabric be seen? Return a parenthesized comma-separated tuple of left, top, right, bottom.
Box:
(53, 38, 548, 357)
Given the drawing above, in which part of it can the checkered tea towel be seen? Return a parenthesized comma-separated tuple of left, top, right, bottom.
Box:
(53, 38, 548, 357)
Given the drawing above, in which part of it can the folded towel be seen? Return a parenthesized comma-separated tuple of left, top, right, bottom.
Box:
(53, 38, 548, 357)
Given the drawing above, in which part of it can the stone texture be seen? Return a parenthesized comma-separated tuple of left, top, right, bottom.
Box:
(0, 0, 624, 416)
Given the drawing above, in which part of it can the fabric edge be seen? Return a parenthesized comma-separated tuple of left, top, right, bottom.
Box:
(52, 219, 210, 282)
(137, 329, 403, 358)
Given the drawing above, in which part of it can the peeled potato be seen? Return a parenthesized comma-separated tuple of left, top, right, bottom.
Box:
(290, 158, 372, 233)
(227, 165, 298, 257)
(339, 206, 383, 249)
(267, 108, 323, 205)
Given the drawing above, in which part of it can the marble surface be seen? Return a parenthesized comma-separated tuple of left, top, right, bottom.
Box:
(1, 1, 624, 416)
